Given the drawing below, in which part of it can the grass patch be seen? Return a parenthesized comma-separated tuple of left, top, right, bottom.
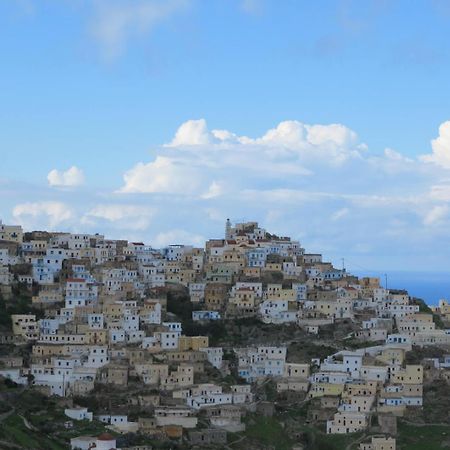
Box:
(0, 414, 66, 450)
(397, 421, 450, 449)
(244, 415, 294, 450)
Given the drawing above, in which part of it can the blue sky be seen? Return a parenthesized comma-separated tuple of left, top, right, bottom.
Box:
(1, 0, 450, 271)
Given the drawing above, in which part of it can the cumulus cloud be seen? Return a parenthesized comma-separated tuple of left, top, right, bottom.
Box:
(119, 156, 201, 194)
(47, 166, 85, 187)
(420, 121, 450, 169)
(90, 0, 189, 60)
(118, 120, 450, 215)
(166, 119, 366, 161)
(120, 118, 367, 194)
(168, 119, 212, 146)
(112, 118, 450, 269)
(5, 118, 450, 270)
(13, 201, 73, 229)
(257, 121, 367, 166)
(82, 204, 155, 231)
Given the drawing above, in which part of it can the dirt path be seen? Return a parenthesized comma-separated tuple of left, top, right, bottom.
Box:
(226, 433, 246, 449)
(18, 414, 38, 432)
(0, 439, 22, 449)
(345, 432, 367, 450)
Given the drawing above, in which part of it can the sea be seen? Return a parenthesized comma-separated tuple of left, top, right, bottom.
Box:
(352, 271, 450, 306)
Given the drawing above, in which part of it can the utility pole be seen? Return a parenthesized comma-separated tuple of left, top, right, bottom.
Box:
(384, 273, 388, 290)
(341, 258, 345, 271)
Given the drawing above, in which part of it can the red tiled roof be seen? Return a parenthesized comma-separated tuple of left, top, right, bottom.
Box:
(97, 433, 115, 441)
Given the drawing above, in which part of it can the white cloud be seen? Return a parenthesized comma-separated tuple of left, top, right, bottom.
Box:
(91, 0, 189, 60)
(240, 188, 321, 204)
(166, 118, 365, 162)
(6, 117, 450, 271)
(429, 184, 450, 201)
(201, 181, 224, 199)
(120, 118, 367, 194)
(83, 204, 155, 231)
(331, 208, 350, 221)
(423, 205, 450, 226)
(47, 166, 85, 187)
(420, 121, 450, 169)
(119, 156, 200, 194)
(255, 121, 366, 164)
(366, 147, 417, 175)
(259, 121, 358, 148)
(112, 117, 450, 270)
(384, 147, 411, 162)
(12, 201, 73, 229)
(168, 119, 212, 147)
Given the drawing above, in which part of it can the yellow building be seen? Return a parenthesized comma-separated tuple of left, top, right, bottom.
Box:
(284, 363, 310, 379)
(243, 267, 261, 278)
(102, 303, 125, 321)
(86, 329, 108, 345)
(376, 348, 405, 366)
(391, 365, 423, 384)
(0, 222, 23, 243)
(204, 283, 229, 310)
(264, 263, 282, 272)
(360, 437, 396, 450)
(11, 314, 38, 339)
(309, 383, 345, 398)
(178, 336, 209, 352)
(179, 269, 195, 286)
(134, 363, 169, 385)
(229, 289, 256, 308)
(160, 364, 194, 390)
(314, 300, 337, 318)
(327, 411, 368, 434)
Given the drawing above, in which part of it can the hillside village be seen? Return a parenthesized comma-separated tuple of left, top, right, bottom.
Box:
(0, 218, 450, 450)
